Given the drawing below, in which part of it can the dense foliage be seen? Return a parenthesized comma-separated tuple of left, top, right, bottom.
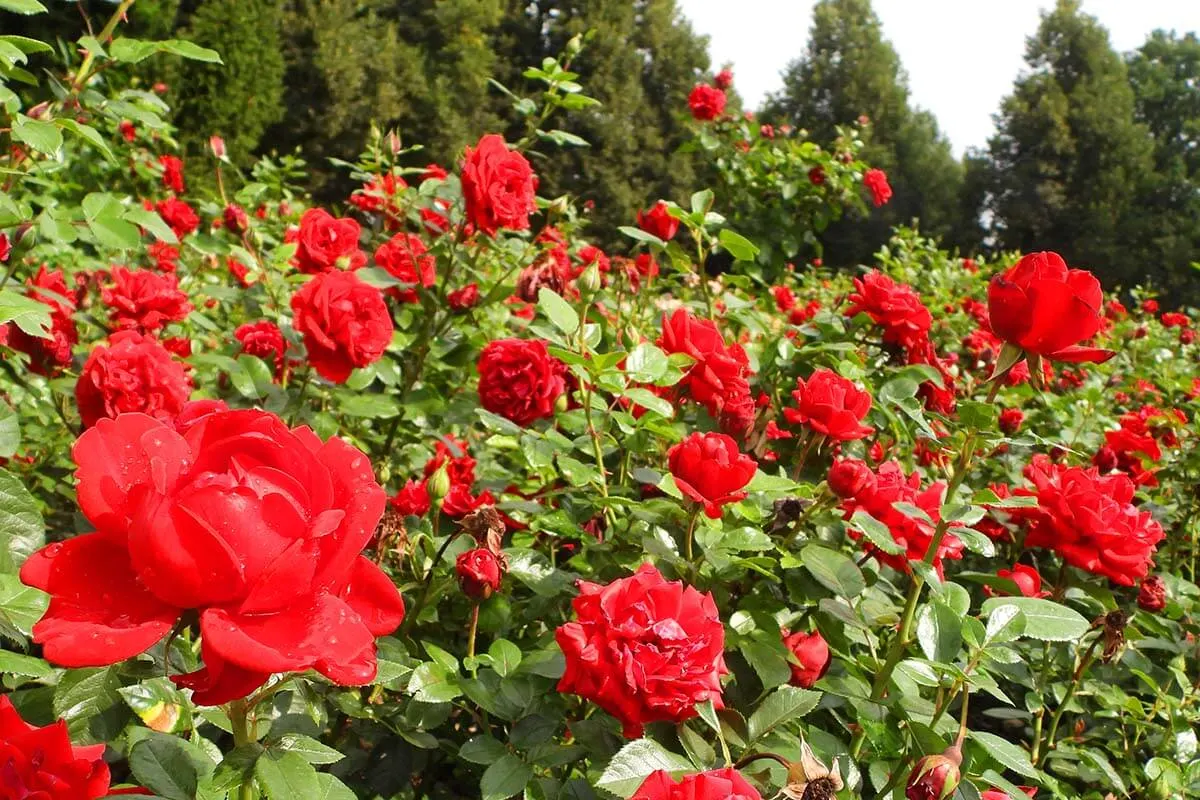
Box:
(1, 4, 1199, 800)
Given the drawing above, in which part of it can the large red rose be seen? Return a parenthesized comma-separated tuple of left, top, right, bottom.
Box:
(155, 198, 199, 239)
(5, 266, 78, 375)
(461, 134, 538, 236)
(1022, 455, 1164, 585)
(668, 431, 757, 518)
(782, 628, 831, 688)
(987, 252, 1115, 364)
(0, 696, 138, 799)
(636, 201, 679, 241)
(19, 409, 405, 706)
(688, 84, 726, 121)
(101, 266, 192, 333)
(631, 769, 760, 800)
(476, 338, 565, 427)
(845, 270, 931, 352)
(291, 270, 393, 383)
(863, 168, 892, 206)
(556, 564, 727, 737)
(657, 308, 755, 434)
(783, 368, 874, 442)
(293, 208, 366, 274)
(75, 331, 193, 428)
(374, 232, 435, 303)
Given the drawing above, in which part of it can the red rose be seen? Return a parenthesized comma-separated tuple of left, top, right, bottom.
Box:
(1141, 299, 1159, 313)
(1160, 311, 1190, 328)
(783, 369, 874, 441)
(235, 320, 287, 378)
(631, 769, 760, 800)
(448, 283, 480, 311)
(0, 696, 126, 800)
(101, 266, 192, 333)
(156, 198, 199, 238)
(657, 308, 755, 433)
(148, 241, 179, 271)
(422, 163, 448, 182)
(636, 200, 679, 241)
(845, 270, 932, 352)
(75, 331, 193, 428)
(1022, 455, 1164, 585)
(374, 232, 435, 302)
(556, 564, 727, 737)
(988, 564, 1049, 598)
(688, 84, 726, 121)
(5, 266, 77, 375)
(223, 203, 249, 235)
(20, 409, 405, 706)
(456, 548, 503, 599)
(461, 134, 538, 236)
(828, 458, 874, 499)
(906, 752, 961, 800)
(423, 434, 477, 487)
(157, 154, 185, 194)
(782, 629, 831, 688)
(668, 431, 757, 519)
(999, 407, 1024, 434)
(291, 270, 393, 384)
(119, 120, 136, 142)
(441, 484, 494, 518)
(476, 338, 566, 427)
(1137, 575, 1166, 612)
(863, 168, 892, 206)
(391, 479, 431, 517)
(987, 252, 1114, 365)
(227, 256, 252, 287)
(293, 208, 366, 274)
(808, 166, 825, 185)
(713, 69, 734, 90)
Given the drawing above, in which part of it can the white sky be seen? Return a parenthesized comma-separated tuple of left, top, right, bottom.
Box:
(678, 0, 1200, 155)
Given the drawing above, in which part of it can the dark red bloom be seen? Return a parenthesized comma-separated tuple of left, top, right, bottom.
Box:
(999, 408, 1024, 434)
(631, 769, 760, 800)
(20, 409, 405, 706)
(637, 201, 679, 241)
(156, 198, 199, 239)
(713, 69, 734, 90)
(784, 369, 874, 442)
(828, 458, 875, 499)
(461, 134, 538, 236)
(1137, 575, 1166, 612)
(987, 564, 1049, 598)
(657, 308, 754, 434)
(782, 629, 830, 688)
(75, 331, 193, 428)
(391, 479, 431, 517)
(374, 232, 435, 303)
(906, 752, 961, 800)
(291, 270, 393, 384)
(5, 266, 77, 375)
(556, 564, 727, 738)
(223, 203, 249, 235)
(688, 84, 726, 121)
(157, 154, 185, 194)
(668, 431, 757, 519)
(845, 270, 932, 352)
(293, 208, 366, 274)
(101, 266, 192, 333)
(456, 548, 503, 599)
(448, 283, 480, 311)
(808, 166, 825, 185)
(476, 338, 566, 427)
(235, 321, 287, 378)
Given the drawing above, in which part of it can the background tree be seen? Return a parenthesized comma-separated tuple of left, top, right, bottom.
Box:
(764, 0, 962, 266)
(980, 0, 1154, 289)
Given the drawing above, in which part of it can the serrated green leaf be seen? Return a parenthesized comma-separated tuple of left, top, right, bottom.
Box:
(0, 467, 43, 572)
(596, 739, 693, 798)
(482, 754, 532, 800)
(980, 597, 1089, 642)
(537, 288, 579, 335)
(11, 113, 60, 154)
(746, 686, 821, 742)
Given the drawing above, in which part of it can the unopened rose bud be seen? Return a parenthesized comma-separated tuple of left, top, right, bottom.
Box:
(427, 463, 452, 501)
(387, 130, 402, 156)
(456, 548, 503, 599)
(1093, 445, 1118, 473)
(998, 407, 1024, 435)
(209, 135, 227, 160)
(565, 34, 583, 57)
(906, 749, 961, 800)
(579, 261, 602, 294)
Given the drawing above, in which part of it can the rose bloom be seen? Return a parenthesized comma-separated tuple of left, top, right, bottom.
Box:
(986, 564, 1049, 598)
(713, 68, 734, 90)
(118, 119, 136, 142)
(157, 154, 185, 194)
(75, 331, 193, 428)
(235, 320, 287, 378)
(981, 788, 1036, 800)
(657, 308, 755, 433)
(906, 753, 960, 800)
(456, 548, 503, 599)
(101, 266, 192, 333)
(688, 84, 726, 121)
(293, 208, 366, 274)
(441, 484, 495, 518)
(148, 241, 179, 272)
(1141, 299, 1159, 313)
(291, 270, 393, 384)
(461, 134, 538, 236)
(845, 270, 932, 352)
(391, 479, 431, 517)
(155, 197, 199, 238)
(0, 696, 145, 799)
(1137, 575, 1166, 612)
(999, 407, 1024, 434)
(5, 266, 78, 375)
(863, 168, 892, 206)
(556, 564, 727, 737)
(476, 338, 566, 427)
(782, 628, 831, 688)
(631, 769, 760, 800)
(783, 368, 874, 441)
(668, 431, 757, 518)
(448, 283, 480, 311)
(1022, 455, 1164, 585)
(374, 232, 435, 302)
(987, 252, 1114, 365)
(223, 203, 249, 235)
(636, 200, 679, 241)
(20, 408, 406, 706)
(828, 458, 875, 499)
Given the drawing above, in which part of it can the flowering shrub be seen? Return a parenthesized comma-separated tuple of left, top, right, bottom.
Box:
(0, 7, 1198, 800)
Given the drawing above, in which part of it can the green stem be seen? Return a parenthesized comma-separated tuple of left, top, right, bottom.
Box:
(73, 0, 135, 91)
(228, 699, 257, 800)
(399, 531, 461, 637)
(684, 509, 701, 563)
(466, 604, 480, 677)
(1039, 635, 1101, 765)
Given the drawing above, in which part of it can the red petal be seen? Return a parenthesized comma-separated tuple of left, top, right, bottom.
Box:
(338, 557, 405, 636)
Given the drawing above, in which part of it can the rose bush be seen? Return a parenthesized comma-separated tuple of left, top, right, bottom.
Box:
(0, 8, 1197, 800)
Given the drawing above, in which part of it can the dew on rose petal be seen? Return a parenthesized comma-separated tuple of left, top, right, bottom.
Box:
(44, 543, 63, 557)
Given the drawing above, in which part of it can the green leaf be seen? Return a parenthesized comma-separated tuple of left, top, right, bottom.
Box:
(0, 400, 19, 458)
(802, 544, 865, 598)
(969, 730, 1037, 778)
(0, 467, 43, 572)
(0, 649, 50, 678)
(746, 686, 821, 742)
(86, 213, 143, 250)
(54, 118, 114, 161)
(625, 343, 668, 383)
(980, 597, 1089, 642)
(158, 39, 222, 62)
(0, 288, 51, 337)
(123, 205, 178, 243)
(481, 754, 532, 800)
(916, 600, 963, 662)
(537, 288, 579, 335)
(847, 510, 904, 555)
(596, 739, 694, 798)
(982, 604, 1026, 645)
(690, 190, 714, 214)
(488, 639, 522, 677)
(0, 573, 47, 636)
(314, 774, 357, 800)
(0, 1, 48, 16)
(718, 229, 759, 261)
(255, 750, 322, 800)
(407, 662, 462, 703)
(624, 387, 674, 418)
(459, 735, 508, 765)
(617, 226, 664, 246)
(129, 732, 214, 800)
(338, 393, 400, 418)
(11, 114, 61, 155)
(272, 734, 343, 765)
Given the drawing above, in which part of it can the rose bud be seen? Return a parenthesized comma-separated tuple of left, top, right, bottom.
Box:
(828, 458, 874, 499)
(209, 135, 226, 160)
(427, 463, 452, 502)
(456, 548, 503, 599)
(223, 203, 249, 235)
(782, 629, 831, 688)
(1093, 445, 1118, 473)
(1137, 575, 1166, 613)
(998, 408, 1024, 434)
(906, 749, 961, 800)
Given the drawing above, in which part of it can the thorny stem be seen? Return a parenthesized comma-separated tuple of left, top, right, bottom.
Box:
(1038, 633, 1102, 765)
(399, 531, 461, 636)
